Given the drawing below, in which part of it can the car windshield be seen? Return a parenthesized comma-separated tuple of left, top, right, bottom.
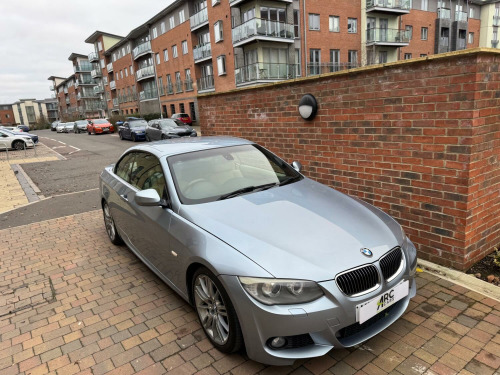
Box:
(93, 119, 108, 124)
(159, 119, 183, 128)
(177, 114, 189, 118)
(65, 123, 74, 127)
(168, 144, 302, 205)
(75, 120, 87, 125)
(129, 120, 147, 128)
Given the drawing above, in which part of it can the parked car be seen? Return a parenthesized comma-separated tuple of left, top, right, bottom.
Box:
(56, 123, 66, 133)
(87, 119, 114, 135)
(17, 125, 30, 132)
(51, 121, 60, 131)
(0, 129, 35, 150)
(73, 120, 89, 133)
(1, 126, 23, 132)
(118, 118, 147, 141)
(171, 113, 192, 125)
(16, 131, 38, 144)
(145, 118, 197, 141)
(64, 122, 75, 133)
(100, 137, 417, 366)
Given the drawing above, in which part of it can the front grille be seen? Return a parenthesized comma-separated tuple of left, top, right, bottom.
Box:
(336, 265, 379, 296)
(267, 334, 314, 350)
(380, 247, 403, 280)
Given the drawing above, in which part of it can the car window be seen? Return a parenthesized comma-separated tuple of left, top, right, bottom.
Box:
(115, 152, 136, 183)
(129, 152, 167, 198)
(129, 120, 148, 128)
(159, 119, 180, 128)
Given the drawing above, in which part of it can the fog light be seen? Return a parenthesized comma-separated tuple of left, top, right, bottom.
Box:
(269, 336, 287, 349)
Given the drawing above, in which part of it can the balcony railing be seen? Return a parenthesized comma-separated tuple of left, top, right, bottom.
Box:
(107, 62, 114, 72)
(494, 16, 500, 26)
(197, 75, 215, 92)
(175, 81, 183, 93)
(110, 81, 116, 90)
(77, 77, 95, 85)
(235, 62, 297, 85)
(136, 65, 155, 81)
(74, 63, 93, 72)
(166, 83, 174, 94)
(366, 0, 410, 11)
(232, 18, 294, 45)
(366, 28, 410, 44)
(455, 11, 467, 22)
(139, 89, 158, 101)
(190, 8, 208, 30)
(91, 69, 101, 78)
(193, 43, 212, 62)
(306, 62, 358, 76)
(113, 98, 119, 107)
(457, 39, 466, 50)
(132, 41, 152, 59)
(88, 52, 99, 62)
(184, 79, 194, 91)
(93, 85, 104, 95)
(437, 8, 451, 19)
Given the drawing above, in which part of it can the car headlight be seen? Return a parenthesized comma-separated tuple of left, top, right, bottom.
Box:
(239, 277, 324, 305)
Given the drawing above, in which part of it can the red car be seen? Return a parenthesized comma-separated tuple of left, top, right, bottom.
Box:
(87, 119, 115, 135)
(171, 113, 192, 125)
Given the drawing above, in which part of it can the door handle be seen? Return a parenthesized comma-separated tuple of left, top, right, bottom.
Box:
(119, 194, 128, 202)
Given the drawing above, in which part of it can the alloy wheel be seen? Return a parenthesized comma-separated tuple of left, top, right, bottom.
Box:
(103, 203, 115, 241)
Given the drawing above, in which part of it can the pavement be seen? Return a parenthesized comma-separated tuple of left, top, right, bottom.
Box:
(0, 210, 499, 375)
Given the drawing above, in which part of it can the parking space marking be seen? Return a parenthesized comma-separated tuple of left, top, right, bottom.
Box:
(69, 145, 80, 150)
(57, 141, 66, 145)
(52, 146, 65, 149)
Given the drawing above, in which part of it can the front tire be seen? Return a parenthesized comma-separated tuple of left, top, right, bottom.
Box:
(119, 132, 123, 140)
(192, 267, 243, 353)
(145, 134, 151, 142)
(12, 140, 25, 151)
(102, 202, 123, 245)
(131, 133, 136, 142)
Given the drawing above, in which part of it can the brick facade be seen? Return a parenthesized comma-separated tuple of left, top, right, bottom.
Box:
(0, 107, 15, 125)
(198, 48, 500, 270)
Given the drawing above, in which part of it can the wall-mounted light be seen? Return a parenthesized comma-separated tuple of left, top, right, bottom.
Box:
(298, 94, 318, 121)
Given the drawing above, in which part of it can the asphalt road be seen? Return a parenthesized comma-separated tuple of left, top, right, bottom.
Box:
(0, 129, 134, 229)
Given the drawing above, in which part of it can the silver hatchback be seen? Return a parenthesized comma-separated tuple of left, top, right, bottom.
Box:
(99, 137, 417, 365)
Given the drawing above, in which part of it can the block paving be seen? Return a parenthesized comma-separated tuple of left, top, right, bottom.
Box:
(0, 210, 499, 375)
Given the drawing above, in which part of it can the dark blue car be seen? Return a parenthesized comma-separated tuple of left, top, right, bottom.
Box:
(118, 119, 148, 142)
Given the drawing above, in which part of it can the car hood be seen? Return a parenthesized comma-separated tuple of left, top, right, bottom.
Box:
(165, 125, 193, 133)
(179, 178, 404, 281)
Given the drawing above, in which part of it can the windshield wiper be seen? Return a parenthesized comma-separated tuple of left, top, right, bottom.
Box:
(279, 175, 302, 187)
(217, 182, 278, 201)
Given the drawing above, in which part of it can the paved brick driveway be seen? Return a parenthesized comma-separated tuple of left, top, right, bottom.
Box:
(1, 211, 499, 375)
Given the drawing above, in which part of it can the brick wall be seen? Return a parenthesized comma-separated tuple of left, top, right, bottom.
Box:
(198, 48, 500, 270)
(0, 108, 15, 125)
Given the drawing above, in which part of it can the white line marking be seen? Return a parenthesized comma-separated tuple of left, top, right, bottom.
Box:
(58, 141, 66, 145)
(52, 146, 65, 149)
(50, 188, 99, 198)
(69, 145, 80, 150)
(68, 150, 80, 155)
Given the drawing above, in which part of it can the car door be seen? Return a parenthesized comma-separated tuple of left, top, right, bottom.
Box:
(122, 123, 131, 139)
(150, 121, 160, 140)
(0, 130, 10, 149)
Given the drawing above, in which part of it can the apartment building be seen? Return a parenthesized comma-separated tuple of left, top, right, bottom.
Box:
(0, 99, 59, 126)
(0, 105, 15, 126)
(50, 0, 500, 121)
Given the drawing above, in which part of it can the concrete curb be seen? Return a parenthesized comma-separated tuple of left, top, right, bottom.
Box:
(418, 259, 500, 302)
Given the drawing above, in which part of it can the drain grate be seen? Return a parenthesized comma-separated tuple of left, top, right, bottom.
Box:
(0, 278, 56, 319)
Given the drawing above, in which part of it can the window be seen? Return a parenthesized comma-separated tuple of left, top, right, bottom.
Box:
(379, 51, 387, 64)
(164, 49, 169, 62)
(295, 49, 301, 76)
(179, 10, 185, 23)
(170, 104, 176, 115)
(189, 102, 196, 121)
(180, 103, 185, 113)
(172, 45, 178, 58)
(182, 40, 188, 54)
(217, 55, 226, 75)
(120, 70, 123, 79)
(100, 59, 105, 68)
(469, 7, 474, 18)
(406, 25, 413, 39)
(112, 53, 116, 62)
(115, 72, 119, 81)
(115, 152, 136, 182)
(125, 68, 128, 77)
(212, 0, 220, 5)
(404, 53, 412, 59)
(170, 16, 175, 29)
(309, 14, 320, 30)
(156, 53, 160, 65)
(348, 18, 357, 33)
(214, 21, 223, 42)
(329, 16, 339, 32)
(348, 50, 358, 67)
(103, 76, 108, 85)
(127, 45, 131, 54)
(161, 22, 166, 34)
(152, 27, 158, 39)
(420, 54, 427, 57)
(167, 74, 173, 93)
(421, 0, 428, 11)
(330, 49, 340, 72)
(130, 65, 134, 75)
(421, 27, 428, 40)
(309, 49, 320, 75)
(129, 153, 166, 198)
(158, 77, 164, 95)
(293, 10, 300, 38)
(468, 32, 474, 44)
(122, 47, 126, 56)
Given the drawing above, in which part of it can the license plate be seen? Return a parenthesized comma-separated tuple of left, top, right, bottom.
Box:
(103, 128, 109, 132)
(356, 280, 409, 324)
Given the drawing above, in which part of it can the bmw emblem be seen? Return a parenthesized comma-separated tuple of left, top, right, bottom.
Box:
(360, 248, 373, 257)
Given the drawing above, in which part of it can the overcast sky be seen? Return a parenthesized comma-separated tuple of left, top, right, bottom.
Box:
(0, 0, 174, 104)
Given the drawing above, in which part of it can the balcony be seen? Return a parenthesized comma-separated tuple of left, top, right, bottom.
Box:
(232, 18, 294, 47)
(113, 98, 119, 107)
(229, 0, 291, 6)
(65, 99, 70, 105)
(88, 51, 99, 62)
(175, 81, 183, 93)
(77, 76, 95, 85)
(107, 62, 114, 73)
(494, 16, 500, 27)
(190, 8, 208, 31)
(235, 62, 297, 86)
(366, 0, 410, 14)
(78, 89, 97, 99)
(193, 43, 212, 63)
(91, 69, 101, 78)
(167, 83, 174, 95)
(366, 28, 410, 46)
(74, 62, 93, 72)
(132, 41, 152, 60)
(110, 81, 116, 90)
(457, 38, 466, 50)
(197, 75, 215, 93)
(437, 8, 451, 19)
(439, 37, 450, 52)
(139, 89, 158, 101)
(93, 85, 104, 95)
(136, 65, 155, 81)
(49, 85, 54, 91)
(492, 40, 499, 48)
(455, 11, 467, 22)
(184, 79, 194, 91)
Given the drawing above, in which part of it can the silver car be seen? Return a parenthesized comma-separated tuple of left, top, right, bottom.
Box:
(0, 129, 35, 150)
(99, 137, 417, 365)
(146, 119, 197, 141)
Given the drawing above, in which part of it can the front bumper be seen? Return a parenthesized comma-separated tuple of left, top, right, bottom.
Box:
(219, 242, 417, 366)
(94, 127, 113, 134)
(132, 132, 146, 140)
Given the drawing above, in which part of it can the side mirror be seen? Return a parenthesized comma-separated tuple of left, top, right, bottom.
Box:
(291, 161, 302, 173)
(135, 189, 161, 206)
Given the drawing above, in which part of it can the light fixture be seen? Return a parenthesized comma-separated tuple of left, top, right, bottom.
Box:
(298, 94, 318, 121)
